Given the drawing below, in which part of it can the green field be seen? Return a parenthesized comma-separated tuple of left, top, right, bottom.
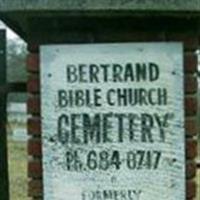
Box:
(8, 138, 30, 200)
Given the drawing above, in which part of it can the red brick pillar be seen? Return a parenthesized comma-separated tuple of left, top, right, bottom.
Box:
(166, 31, 198, 200)
(174, 32, 199, 200)
(27, 45, 43, 199)
(26, 31, 198, 200)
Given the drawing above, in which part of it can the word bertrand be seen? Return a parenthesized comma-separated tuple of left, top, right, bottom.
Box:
(65, 62, 160, 83)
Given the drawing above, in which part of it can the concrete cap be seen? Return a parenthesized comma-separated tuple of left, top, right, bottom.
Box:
(1, 0, 200, 42)
(0, 0, 200, 12)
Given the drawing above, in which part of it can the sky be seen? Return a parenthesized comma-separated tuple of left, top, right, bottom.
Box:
(0, 20, 20, 40)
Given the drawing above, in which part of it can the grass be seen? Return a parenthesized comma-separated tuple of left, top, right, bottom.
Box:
(197, 169, 200, 200)
(8, 137, 30, 200)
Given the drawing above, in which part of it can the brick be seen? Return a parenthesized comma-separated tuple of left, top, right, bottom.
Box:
(186, 161, 196, 179)
(28, 160, 42, 178)
(185, 119, 197, 137)
(186, 181, 196, 199)
(27, 53, 39, 73)
(95, 31, 165, 42)
(28, 179, 43, 197)
(186, 139, 197, 159)
(184, 53, 198, 73)
(28, 44, 39, 53)
(27, 76, 40, 94)
(28, 117, 41, 136)
(27, 97, 40, 115)
(185, 75, 197, 94)
(185, 97, 197, 116)
(167, 32, 198, 51)
(28, 139, 42, 157)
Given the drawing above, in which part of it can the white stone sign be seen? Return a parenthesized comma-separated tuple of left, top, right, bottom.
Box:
(41, 43, 185, 200)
